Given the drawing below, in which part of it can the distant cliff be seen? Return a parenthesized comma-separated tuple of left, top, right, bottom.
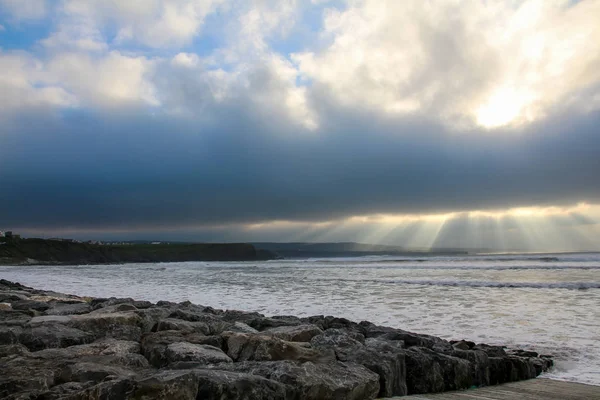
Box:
(0, 238, 277, 265)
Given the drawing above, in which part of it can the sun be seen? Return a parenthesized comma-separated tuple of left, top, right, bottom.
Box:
(476, 87, 531, 129)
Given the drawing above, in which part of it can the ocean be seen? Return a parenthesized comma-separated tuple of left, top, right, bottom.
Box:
(1, 252, 599, 385)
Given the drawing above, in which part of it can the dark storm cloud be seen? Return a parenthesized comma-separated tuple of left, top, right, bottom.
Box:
(1, 95, 599, 233)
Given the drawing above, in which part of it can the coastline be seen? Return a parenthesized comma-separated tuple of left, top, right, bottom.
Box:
(0, 279, 554, 399)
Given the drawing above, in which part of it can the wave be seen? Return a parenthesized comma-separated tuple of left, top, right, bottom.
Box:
(347, 279, 600, 290)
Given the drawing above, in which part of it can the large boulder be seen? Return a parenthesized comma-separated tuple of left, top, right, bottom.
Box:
(451, 349, 490, 387)
(153, 318, 211, 335)
(59, 362, 136, 384)
(61, 379, 136, 400)
(163, 342, 232, 366)
(30, 338, 149, 368)
(311, 330, 407, 397)
(405, 347, 472, 394)
(261, 324, 323, 342)
(222, 360, 380, 400)
(194, 369, 287, 400)
(225, 332, 335, 363)
(19, 324, 95, 351)
(141, 330, 224, 368)
(132, 370, 200, 400)
(44, 302, 92, 316)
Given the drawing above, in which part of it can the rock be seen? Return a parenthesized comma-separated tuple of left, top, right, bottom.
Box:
(153, 318, 211, 335)
(0, 310, 32, 325)
(0, 302, 12, 311)
(229, 321, 259, 334)
(246, 316, 303, 331)
(261, 324, 323, 342)
(11, 300, 51, 312)
(223, 360, 380, 400)
(303, 315, 362, 333)
(90, 297, 135, 310)
(451, 349, 490, 387)
(473, 343, 506, 357)
(452, 340, 472, 350)
(133, 300, 153, 309)
(165, 310, 230, 334)
(69, 312, 144, 341)
(0, 326, 22, 345)
(0, 357, 60, 398)
(194, 369, 287, 400)
(311, 330, 407, 397)
(61, 379, 136, 400)
(225, 332, 335, 363)
(0, 344, 30, 358)
(44, 302, 91, 316)
(19, 324, 95, 351)
(31, 338, 139, 358)
(163, 342, 232, 366)
(132, 370, 200, 400)
(405, 347, 472, 394)
(40, 381, 93, 399)
(59, 362, 136, 384)
(310, 328, 365, 352)
(141, 330, 224, 368)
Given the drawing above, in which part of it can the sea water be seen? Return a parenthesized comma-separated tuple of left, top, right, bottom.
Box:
(1, 252, 599, 385)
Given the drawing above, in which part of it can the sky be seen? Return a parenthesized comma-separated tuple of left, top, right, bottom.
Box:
(1, 0, 599, 251)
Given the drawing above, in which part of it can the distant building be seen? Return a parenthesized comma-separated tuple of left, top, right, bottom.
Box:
(0, 231, 4, 238)
(5, 231, 13, 238)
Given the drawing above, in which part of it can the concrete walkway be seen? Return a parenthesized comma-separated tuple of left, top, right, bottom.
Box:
(396, 378, 600, 399)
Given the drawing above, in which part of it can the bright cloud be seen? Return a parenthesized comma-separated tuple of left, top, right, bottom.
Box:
(293, 0, 600, 128)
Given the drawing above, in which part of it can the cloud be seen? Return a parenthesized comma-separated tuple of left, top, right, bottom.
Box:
(1, 0, 600, 250)
(55, 0, 226, 49)
(0, 0, 47, 21)
(293, 0, 600, 129)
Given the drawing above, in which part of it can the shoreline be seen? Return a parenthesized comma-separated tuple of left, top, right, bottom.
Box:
(1, 279, 554, 399)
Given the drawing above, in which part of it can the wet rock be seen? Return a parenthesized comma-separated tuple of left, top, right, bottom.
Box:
(303, 315, 362, 333)
(163, 342, 232, 366)
(132, 370, 200, 400)
(262, 324, 323, 342)
(223, 360, 380, 400)
(405, 347, 471, 394)
(0, 357, 61, 399)
(69, 312, 144, 341)
(451, 349, 490, 387)
(166, 310, 230, 334)
(452, 340, 473, 350)
(59, 362, 136, 384)
(0, 344, 30, 358)
(247, 316, 303, 331)
(61, 379, 136, 400)
(473, 343, 507, 357)
(141, 330, 223, 368)
(228, 321, 259, 334)
(37, 381, 93, 399)
(0, 302, 12, 311)
(30, 338, 149, 368)
(90, 297, 135, 310)
(44, 303, 91, 316)
(0, 326, 23, 345)
(19, 324, 95, 351)
(311, 330, 407, 397)
(225, 332, 335, 363)
(153, 318, 211, 335)
(195, 369, 287, 400)
(11, 300, 51, 312)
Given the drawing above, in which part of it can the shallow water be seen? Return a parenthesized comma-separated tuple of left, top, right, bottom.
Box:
(2, 252, 599, 385)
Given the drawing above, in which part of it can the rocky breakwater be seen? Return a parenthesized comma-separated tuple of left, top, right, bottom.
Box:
(0, 279, 553, 399)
